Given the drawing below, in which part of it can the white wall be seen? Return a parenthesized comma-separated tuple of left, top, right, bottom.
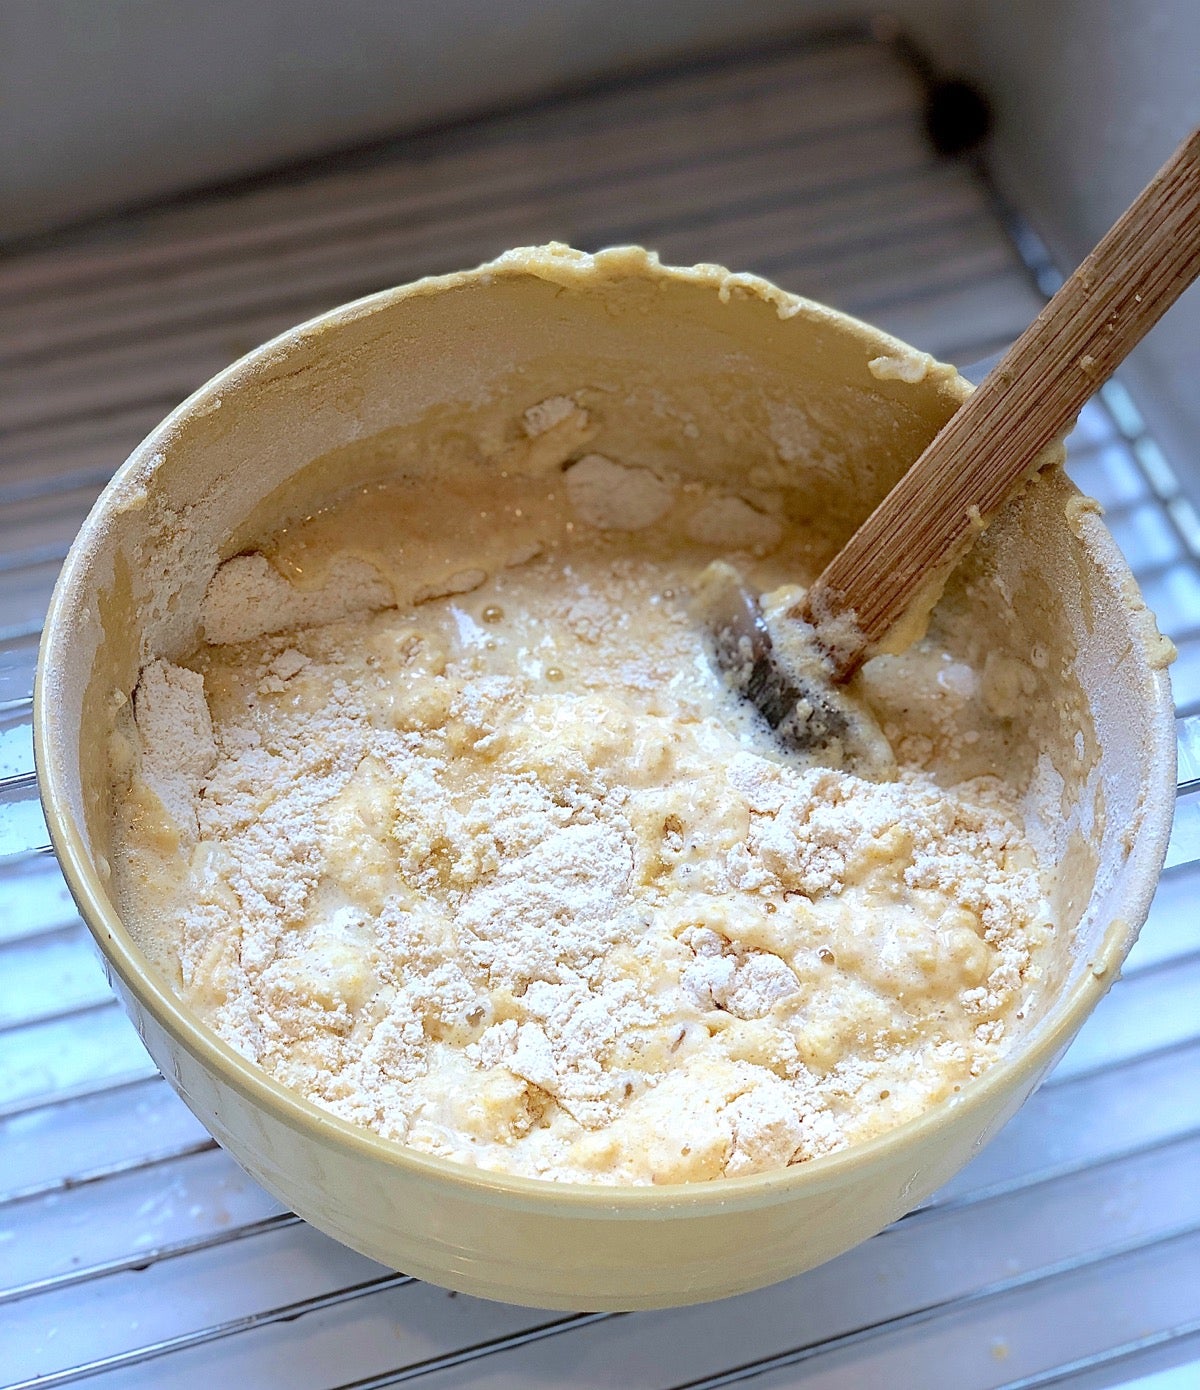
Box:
(911, 0, 1200, 483)
(4, 0, 1197, 483)
(0, 0, 848, 240)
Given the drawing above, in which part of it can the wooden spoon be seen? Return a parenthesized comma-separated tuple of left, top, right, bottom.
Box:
(804, 125, 1200, 682)
(704, 126, 1200, 771)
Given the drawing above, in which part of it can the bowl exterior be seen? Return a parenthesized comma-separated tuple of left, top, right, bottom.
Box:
(105, 953, 1048, 1310)
(36, 245, 1178, 1310)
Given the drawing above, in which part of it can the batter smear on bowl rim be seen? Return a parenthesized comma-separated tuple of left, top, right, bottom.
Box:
(111, 396, 1054, 1185)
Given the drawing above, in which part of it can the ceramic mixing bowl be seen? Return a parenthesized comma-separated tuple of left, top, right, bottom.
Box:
(35, 245, 1176, 1310)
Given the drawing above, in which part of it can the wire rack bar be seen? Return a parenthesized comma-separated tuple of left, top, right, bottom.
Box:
(6, 1274, 419, 1390)
(663, 1226, 1200, 1390)
(3, 26, 1198, 1390)
(995, 1323, 1200, 1390)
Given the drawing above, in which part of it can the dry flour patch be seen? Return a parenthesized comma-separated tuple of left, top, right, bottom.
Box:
(113, 462, 1052, 1184)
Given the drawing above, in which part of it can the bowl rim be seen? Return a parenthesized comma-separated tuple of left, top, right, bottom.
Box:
(34, 245, 1179, 1214)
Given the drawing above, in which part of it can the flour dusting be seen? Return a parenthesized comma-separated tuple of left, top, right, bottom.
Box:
(112, 458, 1053, 1184)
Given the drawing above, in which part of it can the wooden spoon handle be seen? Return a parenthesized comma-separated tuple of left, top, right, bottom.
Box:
(802, 126, 1200, 681)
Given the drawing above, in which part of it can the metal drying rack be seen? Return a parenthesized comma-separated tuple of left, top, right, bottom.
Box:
(2, 24, 1199, 1390)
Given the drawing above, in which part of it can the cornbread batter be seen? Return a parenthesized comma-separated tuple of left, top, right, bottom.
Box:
(111, 402, 1053, 1184)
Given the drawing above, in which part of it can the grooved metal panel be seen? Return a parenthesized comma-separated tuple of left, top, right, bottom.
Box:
(2, 29, 1198, 1390)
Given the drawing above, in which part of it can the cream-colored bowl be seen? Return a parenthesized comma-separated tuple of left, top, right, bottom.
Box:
(35, 245, 1176, 1310)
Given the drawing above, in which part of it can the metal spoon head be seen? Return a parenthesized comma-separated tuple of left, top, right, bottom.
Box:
(693, 561, 895, 778)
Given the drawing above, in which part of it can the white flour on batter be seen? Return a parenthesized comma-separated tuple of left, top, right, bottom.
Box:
(111, 428, 1053, 1184)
